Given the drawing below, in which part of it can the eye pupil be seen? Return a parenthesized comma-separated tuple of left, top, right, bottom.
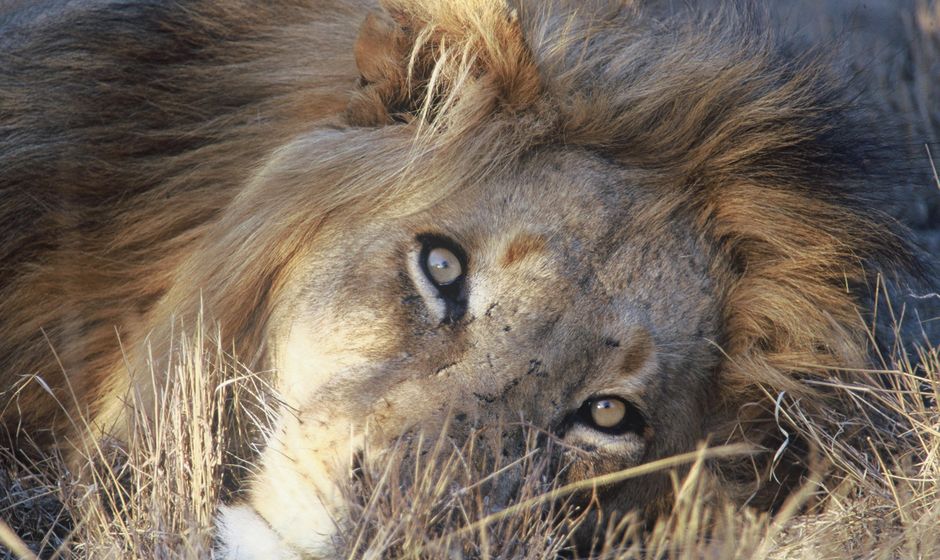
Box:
(426, 247, 463, 286)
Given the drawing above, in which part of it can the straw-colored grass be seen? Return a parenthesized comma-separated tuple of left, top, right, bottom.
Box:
(0, 313, 937, 559)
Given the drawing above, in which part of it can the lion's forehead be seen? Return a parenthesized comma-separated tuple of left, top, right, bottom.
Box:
(296, 149, 719, 330)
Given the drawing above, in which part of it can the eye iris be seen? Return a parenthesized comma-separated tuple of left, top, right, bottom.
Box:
(591, 398, 626, 428)
(426, 247, 462, 286)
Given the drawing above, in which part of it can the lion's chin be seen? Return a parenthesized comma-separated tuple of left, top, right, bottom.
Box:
(214, 504, 299, 560)
(213, 414, 353, 558)
(215, 503, 335, 560)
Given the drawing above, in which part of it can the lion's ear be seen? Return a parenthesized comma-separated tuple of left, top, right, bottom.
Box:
(345, 1, 540, 127)
(347, 10, 410, 126)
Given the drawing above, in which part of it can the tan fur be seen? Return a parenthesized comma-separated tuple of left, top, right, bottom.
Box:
(1, 0, 936, 557)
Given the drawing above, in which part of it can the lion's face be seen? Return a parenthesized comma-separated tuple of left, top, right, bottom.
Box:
(229, 148, 725, 552)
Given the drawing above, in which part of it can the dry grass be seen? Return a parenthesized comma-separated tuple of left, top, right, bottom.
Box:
(0, 310, 937, 559)
(338, 344, 940, 559)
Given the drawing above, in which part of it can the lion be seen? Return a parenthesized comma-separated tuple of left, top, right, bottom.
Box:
(0, 0, 937, 557)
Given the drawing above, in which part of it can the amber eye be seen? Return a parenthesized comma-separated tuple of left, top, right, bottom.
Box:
(576, 396, 648, 436)
(426, 247, 462, 286)
(590, 398, 627, 428)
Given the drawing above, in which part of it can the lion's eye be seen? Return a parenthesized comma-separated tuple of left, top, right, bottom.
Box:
(416, 235, 468, 293)
(577, 396, 648, 436)
(412, 234, 469, 324)
(590, 398, 626, 428)
(426, 247, 462, 286)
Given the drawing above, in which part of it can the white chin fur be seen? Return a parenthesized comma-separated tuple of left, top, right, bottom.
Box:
(215, 504, 304, 560)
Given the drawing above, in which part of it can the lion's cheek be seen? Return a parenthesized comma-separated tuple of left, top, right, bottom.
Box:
(214, 504, 304, 560)
(272, 312, 398, 409)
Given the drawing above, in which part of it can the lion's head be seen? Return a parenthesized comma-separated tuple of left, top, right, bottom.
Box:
(0, 0, 934, 558)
